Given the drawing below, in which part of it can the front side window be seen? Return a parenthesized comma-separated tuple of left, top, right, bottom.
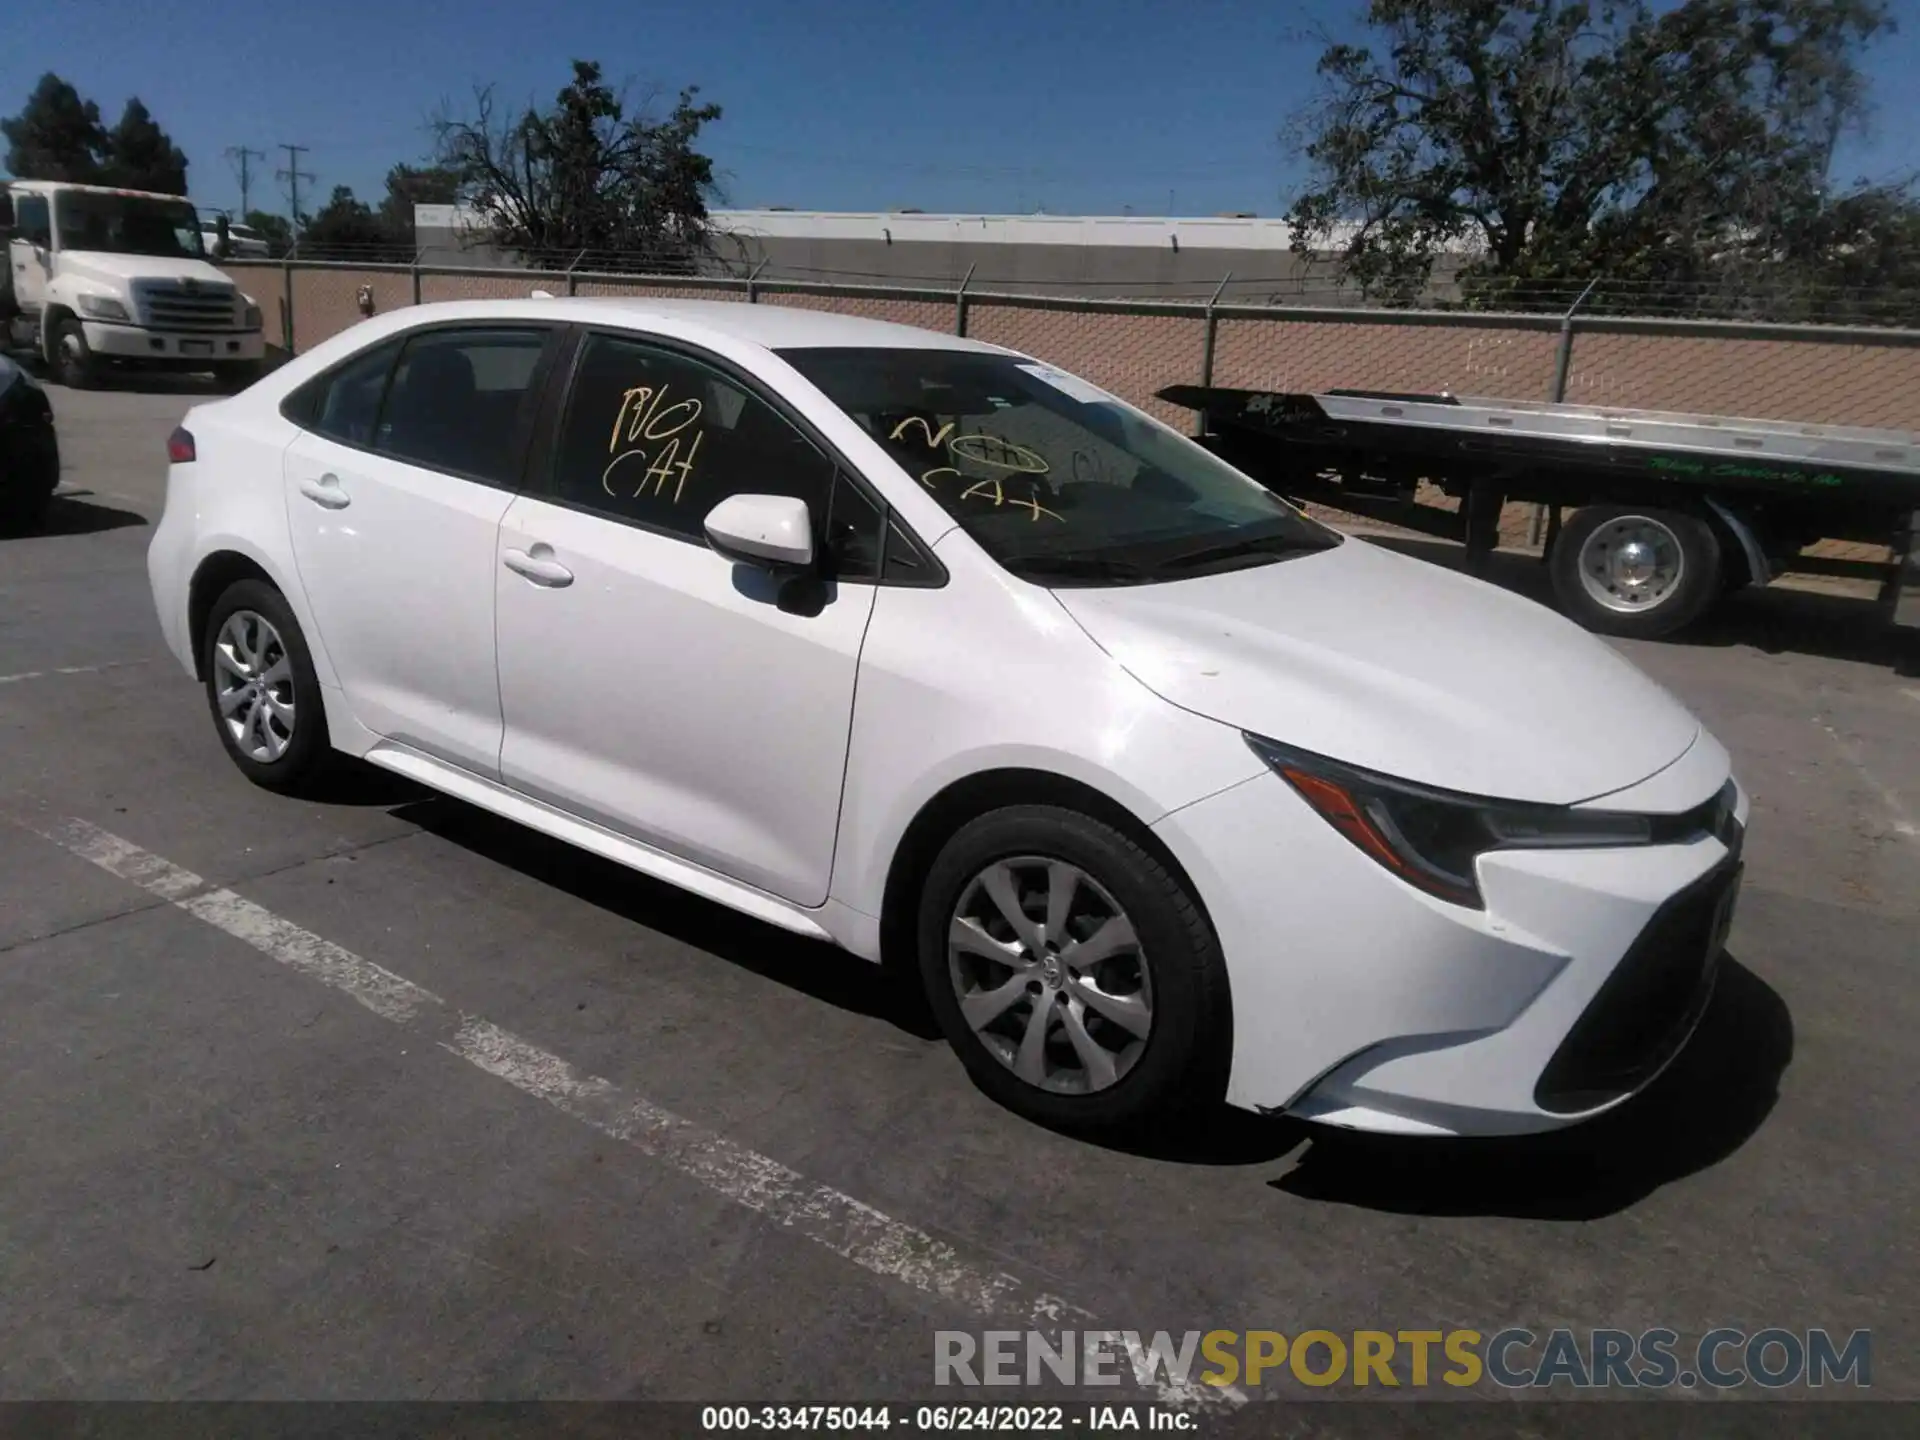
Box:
(53, 191, 204, 259)
(378, 327, 550, 485)
(12, 194, 51, 247)
(781, 347, 1340, 586)
(551, 332, 836, 543)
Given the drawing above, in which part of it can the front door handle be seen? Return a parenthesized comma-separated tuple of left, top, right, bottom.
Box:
(298, 474, 351, 510)
(503, 546, 574, 588)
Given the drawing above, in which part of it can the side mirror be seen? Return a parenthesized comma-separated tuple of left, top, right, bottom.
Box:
(703, 493, 815, 572)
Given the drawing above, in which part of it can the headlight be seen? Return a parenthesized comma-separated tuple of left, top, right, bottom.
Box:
(76, 294, 130, 322)
(243, 303, 263, 329)
(1246, 734, 1735, 909)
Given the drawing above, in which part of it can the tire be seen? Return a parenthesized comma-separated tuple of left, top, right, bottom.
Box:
(1549, 504, 1723, 639)
(51, 317, 97, 390)
(201, 578, 333, 795)
(916, 804, 1231, 1135)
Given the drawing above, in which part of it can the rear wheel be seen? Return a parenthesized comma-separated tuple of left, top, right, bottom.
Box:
(51, 317, 97, 390)
(916, 804, 1230, 1135)
(1550, 505, 1722, 638)
(202, 578, 333, 794)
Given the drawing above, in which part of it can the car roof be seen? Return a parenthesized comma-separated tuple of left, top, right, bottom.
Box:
(362, 295, 1012, 355)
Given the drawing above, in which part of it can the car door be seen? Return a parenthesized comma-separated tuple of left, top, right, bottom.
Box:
(282, 322, 558, 775)
(493, 328, 885, 906)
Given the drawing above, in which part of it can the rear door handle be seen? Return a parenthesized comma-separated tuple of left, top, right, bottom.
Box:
(503, 546, 574, 588)
(298, 474, 350, 510)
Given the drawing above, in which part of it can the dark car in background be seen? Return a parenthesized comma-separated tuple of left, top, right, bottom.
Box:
(0, 353, 60, 533)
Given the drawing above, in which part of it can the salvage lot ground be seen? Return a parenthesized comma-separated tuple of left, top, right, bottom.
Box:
(2, 381, 1917, 1407)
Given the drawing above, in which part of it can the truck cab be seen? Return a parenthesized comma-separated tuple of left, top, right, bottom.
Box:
(1, 179, 265, 389)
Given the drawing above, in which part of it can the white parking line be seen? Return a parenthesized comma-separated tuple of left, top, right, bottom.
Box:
(0, 660, 151, 687)
(14, 814, 1241, 1410)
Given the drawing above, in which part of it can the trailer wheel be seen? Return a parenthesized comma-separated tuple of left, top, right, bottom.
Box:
(1550, 506, 1722, 639)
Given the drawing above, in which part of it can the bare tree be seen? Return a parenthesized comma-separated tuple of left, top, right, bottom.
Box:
(432, 60, 723, 271)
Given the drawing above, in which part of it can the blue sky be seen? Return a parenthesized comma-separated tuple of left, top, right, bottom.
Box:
(5, 0, 1917, 220)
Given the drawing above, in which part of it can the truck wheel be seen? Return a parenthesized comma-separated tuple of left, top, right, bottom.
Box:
(1550, 505, 1722, 639)
(51, 317, 97, 390)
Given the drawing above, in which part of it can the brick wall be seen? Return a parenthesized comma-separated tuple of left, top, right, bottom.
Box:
(230, 262, 1920, 434)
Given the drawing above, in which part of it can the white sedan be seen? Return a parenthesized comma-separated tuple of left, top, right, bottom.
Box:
(147, 298, 1747, 1138)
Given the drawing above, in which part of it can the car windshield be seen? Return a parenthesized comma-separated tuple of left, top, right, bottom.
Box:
(55, 191, 205, 259)
(781, 347, 1339, 586)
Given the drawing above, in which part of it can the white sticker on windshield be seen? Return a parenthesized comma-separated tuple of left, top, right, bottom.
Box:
(1017, 362, 1116, 406)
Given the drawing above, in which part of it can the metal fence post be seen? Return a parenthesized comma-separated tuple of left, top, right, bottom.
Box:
(954, 264, 976, 337)
(410, 247, 423, 306)
(1196, 272, 1233, 435)
(1532, 278, 1602, 546)
(745, 258, 767, 303)
(566, 249, 586, 297)
(280, 251, 295, 354)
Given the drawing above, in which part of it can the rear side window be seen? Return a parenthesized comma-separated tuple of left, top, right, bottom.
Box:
(378, 327, 551, 486)
(309, 338, 401, 447)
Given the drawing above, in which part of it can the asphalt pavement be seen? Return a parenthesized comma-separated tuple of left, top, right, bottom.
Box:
(2, 378, 1916, 1411)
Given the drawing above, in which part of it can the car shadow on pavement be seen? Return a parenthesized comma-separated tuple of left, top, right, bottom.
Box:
(1266, 957, 1792, 1220)
(388, 794, 943, 1037)
(9, 493, 148, 537)
(1362, 532, 1916, 673)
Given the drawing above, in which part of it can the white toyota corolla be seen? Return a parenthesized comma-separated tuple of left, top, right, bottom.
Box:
(147, 298, 1747, 1138)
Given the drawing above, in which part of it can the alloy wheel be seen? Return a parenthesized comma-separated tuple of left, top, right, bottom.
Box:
(946, 856, 1153, 1095)
(213, 609, 296, 762)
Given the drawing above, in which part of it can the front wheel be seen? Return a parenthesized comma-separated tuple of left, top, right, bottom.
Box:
(202, 578, 333, 794)
(916, 804, 1231, 1135)
(51, 317, 97, 390)
(1549, 505, 1723, 638)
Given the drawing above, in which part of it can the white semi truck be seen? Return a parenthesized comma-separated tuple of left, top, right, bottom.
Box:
(1, 179, 266, 390)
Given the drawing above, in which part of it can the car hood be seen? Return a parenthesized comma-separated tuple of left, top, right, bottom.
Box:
(1052, 537, 1702, 805)
(59, 251, 235, 287)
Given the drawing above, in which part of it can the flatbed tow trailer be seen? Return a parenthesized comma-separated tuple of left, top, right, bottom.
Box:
(1161, 384, 1920, 648)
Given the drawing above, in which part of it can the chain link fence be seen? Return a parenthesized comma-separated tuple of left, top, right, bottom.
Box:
(270, 238, 1920, 326)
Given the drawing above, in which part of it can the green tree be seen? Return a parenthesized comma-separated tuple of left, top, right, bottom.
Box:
(1, 73, 107, 183)
(1282, 0, 1914, 317)
(99, 98, 189, 194)
(431, 60, 723, 269)
(299, 185, 405, 256)
(242, 209, 294, 256)
(377, 162, 462, 247)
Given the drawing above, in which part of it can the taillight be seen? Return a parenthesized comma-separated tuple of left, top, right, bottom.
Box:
(167, 427, 196, 464)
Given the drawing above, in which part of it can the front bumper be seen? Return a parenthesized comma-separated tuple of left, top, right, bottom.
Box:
(1156, 760, 1747, 1137)
(82, 322, 264, 364)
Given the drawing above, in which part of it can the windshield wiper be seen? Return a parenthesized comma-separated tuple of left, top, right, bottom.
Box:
(1150, 529, 1338, 575)
(1005, 555, 1159, 585)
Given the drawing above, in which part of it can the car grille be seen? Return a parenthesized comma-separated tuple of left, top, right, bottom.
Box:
(134, 279, 240, 331)
(1533, 851, 1743, 1114)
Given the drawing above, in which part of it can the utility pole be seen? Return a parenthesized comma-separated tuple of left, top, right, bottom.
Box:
(276, 144, 315, 237)
(225, 146, 267, 216)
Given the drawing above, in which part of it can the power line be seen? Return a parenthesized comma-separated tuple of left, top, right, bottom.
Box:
(277, 143, 316, 233)
(225, 146, 267, 215)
